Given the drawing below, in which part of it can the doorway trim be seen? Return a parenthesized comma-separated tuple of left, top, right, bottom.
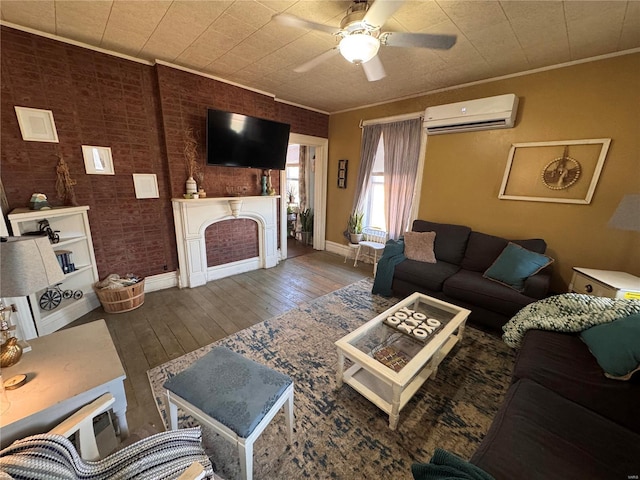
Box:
(280, 133, 328, 259)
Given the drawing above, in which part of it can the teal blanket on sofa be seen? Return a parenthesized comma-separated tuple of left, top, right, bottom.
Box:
(411, 449, 495, 480)
(372, 238, 406, 296)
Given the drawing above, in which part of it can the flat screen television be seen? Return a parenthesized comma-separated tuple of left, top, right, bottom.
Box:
(206, 109, 291, 170)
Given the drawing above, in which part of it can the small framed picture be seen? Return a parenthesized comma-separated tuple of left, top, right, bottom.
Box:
(14, 106, 59, 143)
(133, 174, 159, 199)
(82, 145, 115, 175)
(337, 159, 348, 189)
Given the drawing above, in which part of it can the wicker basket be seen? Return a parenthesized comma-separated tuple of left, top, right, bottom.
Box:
(94, 278, 145, 314)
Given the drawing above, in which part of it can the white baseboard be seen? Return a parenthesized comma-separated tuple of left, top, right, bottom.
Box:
(325, 240, 351, 258)
(326, 240, 377, 266)
(144, 271, 178, 292)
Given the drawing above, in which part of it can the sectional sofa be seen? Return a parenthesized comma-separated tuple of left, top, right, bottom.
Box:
(390, 220, 553, 331)
(470, 328, 640, 478)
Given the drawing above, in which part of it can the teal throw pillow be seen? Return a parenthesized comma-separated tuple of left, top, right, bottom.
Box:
(483, 242, 553, 292)
(580, 313, 640, 380)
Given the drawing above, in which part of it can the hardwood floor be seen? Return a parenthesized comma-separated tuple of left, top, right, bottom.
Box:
(69, 251, 371, 435)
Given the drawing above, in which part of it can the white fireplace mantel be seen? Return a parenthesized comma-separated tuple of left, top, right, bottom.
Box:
(172, 196, 280, 288)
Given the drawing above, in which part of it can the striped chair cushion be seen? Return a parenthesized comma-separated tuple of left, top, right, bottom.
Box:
(0, 426, 214, 479)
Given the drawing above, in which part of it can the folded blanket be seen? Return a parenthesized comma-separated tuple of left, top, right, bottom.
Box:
(502, 293, 640, 348)
(411, 449, 495, 480)
(372, 238, 406, 296)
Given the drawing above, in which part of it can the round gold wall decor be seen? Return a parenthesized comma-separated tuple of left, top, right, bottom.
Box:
(541, 154, 581, 190)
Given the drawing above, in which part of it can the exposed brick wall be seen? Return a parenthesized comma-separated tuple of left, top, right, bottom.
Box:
(0, 26, 175, 279)
(277, 102, 329, 138)
(1, 26, 328, 276)
(155, 64, 326, 261)
(205, 219, 259, 267)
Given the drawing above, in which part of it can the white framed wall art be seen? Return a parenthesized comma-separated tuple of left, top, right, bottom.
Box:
(82, 145, 115, 175)
(14, 106, 59, 143)
(133, 174, 159, 199)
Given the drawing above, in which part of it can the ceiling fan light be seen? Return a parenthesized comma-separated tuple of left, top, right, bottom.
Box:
(339, 34, 380, 64)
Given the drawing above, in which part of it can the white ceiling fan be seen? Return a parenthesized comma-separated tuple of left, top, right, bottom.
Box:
(273, 0, 457, 82)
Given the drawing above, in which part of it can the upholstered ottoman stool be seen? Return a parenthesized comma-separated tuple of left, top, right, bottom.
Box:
(164, 346, 294, 480)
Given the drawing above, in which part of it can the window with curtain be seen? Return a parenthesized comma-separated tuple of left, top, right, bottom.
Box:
(352, 117, 422, 240)
(362, 136, 386, 230)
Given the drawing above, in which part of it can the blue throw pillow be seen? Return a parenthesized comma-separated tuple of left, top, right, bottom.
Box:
(580, 314, 640, 380)
(483, 242, 553, 292)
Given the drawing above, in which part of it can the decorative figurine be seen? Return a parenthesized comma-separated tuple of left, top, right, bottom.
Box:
(29, 193, 51, 210)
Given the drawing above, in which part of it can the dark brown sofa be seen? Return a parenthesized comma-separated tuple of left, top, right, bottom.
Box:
(391, 220, 552, 331)
(470, 329, 640, 479)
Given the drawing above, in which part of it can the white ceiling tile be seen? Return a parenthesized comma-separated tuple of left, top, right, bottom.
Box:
(0, 0, 637, 112)
(256, 1, 297, 14)
(392, 1, 450, 32)
(0, 0, 56, 34)
(523, 45, 571, 69)
(139, 1, 233, 61)
(101, 1, 172, 56)
(175, 29, 240, 69)
(500, 1, 567, 48)
(284, 1, 349, 24)
(619, 0, 640, 50)
(55, 1, 112, 44)
(208, 11, 259, 40)
(226, 0, 277, 30)
(437, 0, 507, 33)
(204, 51, 251, 75)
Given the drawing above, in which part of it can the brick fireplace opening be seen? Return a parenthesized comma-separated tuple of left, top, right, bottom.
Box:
(206, 219, 259, 267)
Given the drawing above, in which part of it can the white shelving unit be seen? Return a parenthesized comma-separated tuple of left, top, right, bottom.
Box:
(8, 206, 100, 336)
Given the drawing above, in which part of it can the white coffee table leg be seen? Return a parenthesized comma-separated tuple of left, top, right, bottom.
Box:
(336, 350, 345, 387)
(389, 384, 402, 430)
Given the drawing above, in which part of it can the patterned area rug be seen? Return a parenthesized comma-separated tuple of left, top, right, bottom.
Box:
(148, 279, 515, 480)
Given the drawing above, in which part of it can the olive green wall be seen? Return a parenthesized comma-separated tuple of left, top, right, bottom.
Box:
(328, 53, 640, 292)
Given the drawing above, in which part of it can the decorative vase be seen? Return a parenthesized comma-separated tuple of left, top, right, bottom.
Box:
(186, 176, 197, 195)
(261, 175, 268, 195)
(0, 337, 23, 368)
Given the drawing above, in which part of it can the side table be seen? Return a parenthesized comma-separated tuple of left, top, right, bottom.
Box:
(0, 319, 128, 448)
(569, 267, 640, 300)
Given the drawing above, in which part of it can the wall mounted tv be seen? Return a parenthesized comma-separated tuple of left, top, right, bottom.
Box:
(206, 109, 291, 171)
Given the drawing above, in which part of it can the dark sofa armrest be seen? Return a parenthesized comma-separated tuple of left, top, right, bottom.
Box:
(522, 266, 552, 299)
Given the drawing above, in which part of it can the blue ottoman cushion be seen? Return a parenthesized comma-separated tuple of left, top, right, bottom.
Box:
(164, 347, 292, 438)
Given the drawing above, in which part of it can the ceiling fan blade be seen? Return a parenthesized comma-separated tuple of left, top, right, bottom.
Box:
(294, 48, 340, 73)
(272, 13, 341, 35)
(362, 55, 386, 82)
(363, 0, 405, 27)
(382, 31, 457, 49)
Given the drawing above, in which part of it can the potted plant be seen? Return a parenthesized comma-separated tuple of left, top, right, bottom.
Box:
(286, 186, 297, 205)
(348, 211, 364, 243)
(299, 208, 314, 245)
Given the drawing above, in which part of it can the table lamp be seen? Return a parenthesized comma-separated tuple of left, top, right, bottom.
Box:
(0, 236, 65, 366)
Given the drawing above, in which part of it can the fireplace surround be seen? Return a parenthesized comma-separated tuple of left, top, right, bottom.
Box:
(172, 196, 280, 288)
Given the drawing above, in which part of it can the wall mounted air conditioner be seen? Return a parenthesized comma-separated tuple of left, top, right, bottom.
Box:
(424, 94, 519, 135)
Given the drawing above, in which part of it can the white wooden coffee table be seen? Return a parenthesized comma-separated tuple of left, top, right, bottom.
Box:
(335, 292, 470, 430)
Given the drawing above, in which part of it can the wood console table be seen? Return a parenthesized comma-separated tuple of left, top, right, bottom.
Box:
(0, 320, 128, 448)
